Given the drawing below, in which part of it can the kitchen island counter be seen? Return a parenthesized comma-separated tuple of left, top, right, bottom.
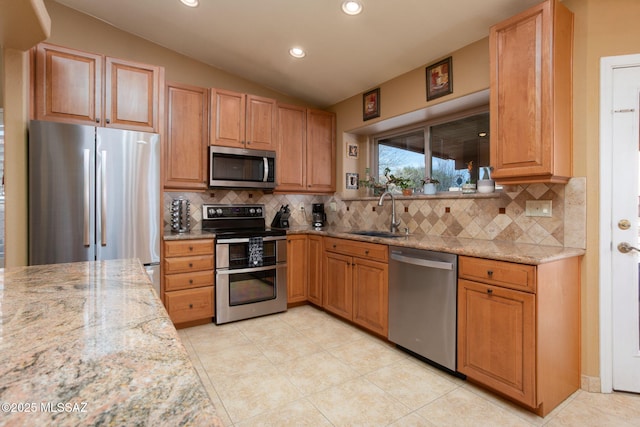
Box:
(0, 258, 222, 426)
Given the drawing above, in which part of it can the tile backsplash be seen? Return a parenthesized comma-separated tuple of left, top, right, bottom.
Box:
(164, 177, 586, 249)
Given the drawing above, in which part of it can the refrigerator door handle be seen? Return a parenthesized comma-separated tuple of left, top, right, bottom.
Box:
(101, 150, 107, 246)
(83, 149, 91, 247)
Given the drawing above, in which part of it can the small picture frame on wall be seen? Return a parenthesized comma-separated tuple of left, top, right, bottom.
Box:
(346, 143, 359, 159)
(346, 173, 359, 190)
(363, 88, 380, 121)
(426, 56, 453, 101)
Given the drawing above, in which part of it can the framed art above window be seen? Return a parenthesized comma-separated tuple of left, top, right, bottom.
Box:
(426, 57, 453, 101)
(363, 88, 380, 121)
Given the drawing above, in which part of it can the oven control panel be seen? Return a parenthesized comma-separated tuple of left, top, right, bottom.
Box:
(202, 204, 264, 220)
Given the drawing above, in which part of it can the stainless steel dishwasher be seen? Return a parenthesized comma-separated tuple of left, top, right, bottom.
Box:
(388, 246, 458, 373)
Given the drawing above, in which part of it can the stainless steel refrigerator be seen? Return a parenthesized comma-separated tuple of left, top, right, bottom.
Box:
(28, 120, 161, 291)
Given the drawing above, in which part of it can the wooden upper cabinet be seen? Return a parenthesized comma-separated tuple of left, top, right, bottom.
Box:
(164, 82, 209, 190)
(34, 43, 102, 125)
(104, 57, 160, 132)
(210, 88, 276, 150)
(276, 103, 306, 191)
(33, 43, 162, 132)
(276, 104, 336, 194)
(246, 94, 277, 150)
(307, 109, 336, 193)
(489, 0, 573, 184)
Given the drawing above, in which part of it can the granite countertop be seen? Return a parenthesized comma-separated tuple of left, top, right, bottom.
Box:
(163, 226, 584, 265)
(163, 229, 215, 241)
(0, 259, 222, 427)
(286, 226, 585, 265)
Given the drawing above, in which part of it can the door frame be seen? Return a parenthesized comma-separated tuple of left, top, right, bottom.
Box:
(599, 53, 640, 393)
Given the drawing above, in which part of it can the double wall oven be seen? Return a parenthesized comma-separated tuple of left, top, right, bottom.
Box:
(202, 204, 287, 324)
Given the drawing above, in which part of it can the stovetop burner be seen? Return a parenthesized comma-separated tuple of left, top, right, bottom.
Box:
(201, 204, 286, 238)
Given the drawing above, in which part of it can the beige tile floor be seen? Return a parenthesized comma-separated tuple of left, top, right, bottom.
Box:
(178, 305, 640, 426)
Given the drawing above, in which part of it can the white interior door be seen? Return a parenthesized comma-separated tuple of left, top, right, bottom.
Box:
(601, 57, 640, 393)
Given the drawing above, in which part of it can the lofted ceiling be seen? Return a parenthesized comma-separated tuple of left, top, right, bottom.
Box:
(52, 0, 540, 108)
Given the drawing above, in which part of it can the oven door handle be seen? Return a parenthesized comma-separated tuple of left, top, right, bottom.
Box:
(216, 264, 281, 275)
(216, 236, 286, 244)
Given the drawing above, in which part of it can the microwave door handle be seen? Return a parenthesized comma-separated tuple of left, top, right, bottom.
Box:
(263, 157, 269, 182)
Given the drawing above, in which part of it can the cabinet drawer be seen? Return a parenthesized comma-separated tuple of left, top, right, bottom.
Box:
(324, 237, 388, 262)
(459, 256, 536, 293)
(164, 270, 214, 292)
(165, 286, 214, 324)
(164, 255, 214, 274)
(164, 239, 214, 257)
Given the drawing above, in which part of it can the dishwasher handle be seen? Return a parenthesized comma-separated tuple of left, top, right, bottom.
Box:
(390, 251, 454, 270)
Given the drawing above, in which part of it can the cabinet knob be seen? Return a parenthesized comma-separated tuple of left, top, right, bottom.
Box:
(189, 279, 193, 284)
(106, 118, 110, 124)
(365, 250, 369, 255)
(189, 304, 193, 309)
(189, 263, 193, 268)
(333, 244, 337, 248)
(487, 289, 493, 295)
(189, 246, 193, 251)
(246, 141, 251, 145)
(487, 270, 493, 278)
(96, 118, 100, 123)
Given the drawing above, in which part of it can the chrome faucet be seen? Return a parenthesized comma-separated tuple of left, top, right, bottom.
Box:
(377, 191, 401, 233)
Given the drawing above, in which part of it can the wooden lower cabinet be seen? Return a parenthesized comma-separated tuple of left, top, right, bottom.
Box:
(323, 237, 389, 337)
(307, 235, 324, 306)
(287, 235, 308, 304)
(163, 239, 215, 327)
(457, 255, 580, 416)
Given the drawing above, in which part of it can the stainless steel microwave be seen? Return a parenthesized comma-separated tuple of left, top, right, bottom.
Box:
(209, 146, 276, 189)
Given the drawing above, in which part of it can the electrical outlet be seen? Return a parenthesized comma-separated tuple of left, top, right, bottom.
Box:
(525, 200, 552, 217)
(330, 202, 337, 212)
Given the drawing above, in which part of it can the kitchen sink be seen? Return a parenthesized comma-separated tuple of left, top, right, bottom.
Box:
(348, 230, 405, 238)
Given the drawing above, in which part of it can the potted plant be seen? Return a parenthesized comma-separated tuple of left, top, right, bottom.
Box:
(421, 177, 439, 195)
(359, 170, 387, 196)
(462, 161, 476, 193)
(383, 167, 413, 195)
(477, 166, 495, 193)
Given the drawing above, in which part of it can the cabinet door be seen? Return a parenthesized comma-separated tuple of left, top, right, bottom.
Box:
(352, 258, 388, 337)
(307, 235, 323, 306)
(105, 57, 160, 132)
(323, 251, 353, 320)
(211, 88, 246, 148)
(276, 103, 307, 191)
(164, 82, 209, 190)
(457, 278, 536, 407)
(246, 94, 276, 150)
(306, 109, 336, 193)
(287, 235, 308, 303)
(489, 0, 573, 184)
(34, 43, 102, 125)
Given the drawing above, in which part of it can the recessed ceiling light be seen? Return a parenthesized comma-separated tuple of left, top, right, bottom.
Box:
(180, 0, 199, 7)
(342, 1, 363, 15)
(289, 47, 306, 58)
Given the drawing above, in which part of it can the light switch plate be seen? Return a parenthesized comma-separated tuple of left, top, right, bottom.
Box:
(525, 200, 552, 217)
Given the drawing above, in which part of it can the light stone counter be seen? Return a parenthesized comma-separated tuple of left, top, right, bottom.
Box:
(0, 259, 222, 427)
(287, 226, 585, 265)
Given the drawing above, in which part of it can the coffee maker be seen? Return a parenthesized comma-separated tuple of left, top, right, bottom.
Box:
(312, 203, 327, 228)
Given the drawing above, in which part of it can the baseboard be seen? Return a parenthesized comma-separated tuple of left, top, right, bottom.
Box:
(581, 375, 601, 392)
